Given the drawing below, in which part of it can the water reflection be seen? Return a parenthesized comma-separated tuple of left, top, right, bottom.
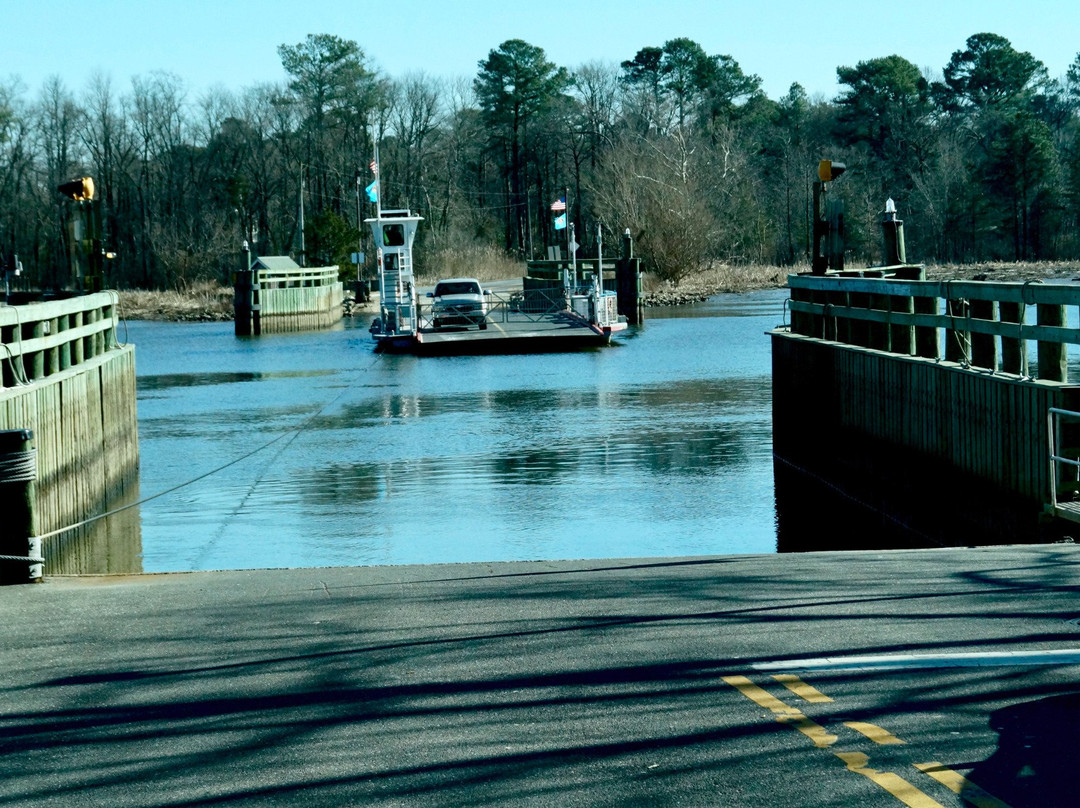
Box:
(130, 290, 785, 571)
(47, 481, 143, 575)
(138, 369, 334, 392)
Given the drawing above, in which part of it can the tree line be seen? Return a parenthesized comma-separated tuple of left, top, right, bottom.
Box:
(3, 31, 1080, 291)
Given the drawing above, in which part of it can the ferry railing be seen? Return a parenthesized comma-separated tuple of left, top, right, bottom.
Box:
(415, 284, 620, 330)
(417, 287, 567, 329)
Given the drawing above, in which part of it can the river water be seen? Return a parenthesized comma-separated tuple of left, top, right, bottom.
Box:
(128, 289, 787, 572)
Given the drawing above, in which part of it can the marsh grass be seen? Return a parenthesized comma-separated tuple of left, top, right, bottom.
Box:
(117, 281, 234, 321)
(416, 245, 526, 284)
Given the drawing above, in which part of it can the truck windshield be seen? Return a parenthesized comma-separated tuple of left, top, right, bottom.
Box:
(434, 282, 480, 296)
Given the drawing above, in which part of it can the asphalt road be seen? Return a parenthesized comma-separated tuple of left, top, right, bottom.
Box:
(2, 545, 1080, 807)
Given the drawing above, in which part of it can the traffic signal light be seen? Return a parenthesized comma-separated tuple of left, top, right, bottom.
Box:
(57, 177, 95, 201)
(818, 160, 846, 183)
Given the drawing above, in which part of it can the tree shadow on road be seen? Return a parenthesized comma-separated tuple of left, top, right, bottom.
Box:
(964, 692, 1080, 808)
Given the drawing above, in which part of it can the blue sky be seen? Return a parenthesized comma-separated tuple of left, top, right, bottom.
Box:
(5, 0, 1080, 102)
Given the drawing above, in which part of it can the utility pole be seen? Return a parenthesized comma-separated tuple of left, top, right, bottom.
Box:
(298, 167, 306, 267)
(360, 170, 369, 283)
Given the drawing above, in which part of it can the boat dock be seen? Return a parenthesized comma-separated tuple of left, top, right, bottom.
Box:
(772, 268, 1080, 548)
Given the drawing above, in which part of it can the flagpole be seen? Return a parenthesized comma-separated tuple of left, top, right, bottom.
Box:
(298, 165, 305, 267)
(374, 141, 382, 221)
(566, 186, 574, 290)
(596, 222, 603, 294)
(564, 186, 570, 265)
(570, 223, 577, 291)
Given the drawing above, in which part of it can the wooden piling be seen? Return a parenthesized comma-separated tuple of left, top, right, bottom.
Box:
(615, 232, 643, 325)
(1038, 303, 1067, 382)
(1000, 301, 1026, 375)
(890, 292, 914, 355)
(0, 429, 39, 584)
(970, 298, 998, 371)
(234, 268, 254, 336)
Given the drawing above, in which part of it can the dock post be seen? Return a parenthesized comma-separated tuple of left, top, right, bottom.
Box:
(616, 229, 643, 325)
(0, 429, 41, 584)
(1000, 301, 1026, 375)
(891, 292, 914, 355)
(234, 242, 253, 336)
(868, 290, 890, 351)
(1038, 303, 1067, 382)
(890, 265, 921, 356)
(914, 293, 938, 359)
(970, 297, 998, 371)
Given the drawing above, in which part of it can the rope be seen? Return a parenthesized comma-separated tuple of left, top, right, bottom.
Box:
(107, 289, 128, 348)
(1021, 279, 1042, 306)
(0, 342, 32, 387)
(943, 281, 971, 367)
(0, 554, 45, 564)
(774, 453, 947, 548)
(0, 303, 33, 386)
(0, 447, 36, 483)
(29, 351, 386, 544)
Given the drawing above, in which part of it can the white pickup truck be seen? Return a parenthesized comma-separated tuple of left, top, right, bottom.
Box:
(428, 278, 490, 330)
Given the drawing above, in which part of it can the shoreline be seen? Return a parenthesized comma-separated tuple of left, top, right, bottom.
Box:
(112, 261, 1080, 322)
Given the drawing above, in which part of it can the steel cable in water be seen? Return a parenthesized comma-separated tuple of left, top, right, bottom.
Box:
(28, 352, 386, 545)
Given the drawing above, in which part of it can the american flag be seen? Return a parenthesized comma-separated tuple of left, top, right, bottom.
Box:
(370, 159, 378, 175)
(550, 196, 566, 212)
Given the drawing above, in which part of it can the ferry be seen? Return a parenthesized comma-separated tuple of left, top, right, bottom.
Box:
(366, 209, 627, 356)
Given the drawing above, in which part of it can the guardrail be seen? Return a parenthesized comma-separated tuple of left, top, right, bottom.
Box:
(0, 292, 118, 389)
(258, 266, 341, 289)
(787, 272, 1080, 382)
(417, 285, 621, 332)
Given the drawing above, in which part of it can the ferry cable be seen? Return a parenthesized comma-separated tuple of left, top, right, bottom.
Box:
(25, 352, 386, 547)
(180, 355, 379, 567)
(773, 453, 949, 548)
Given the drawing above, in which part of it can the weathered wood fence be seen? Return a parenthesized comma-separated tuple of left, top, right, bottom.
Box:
(235, 265, 344, 335)
(774, 271, 1080, 548)
(0, 292, 140, 580)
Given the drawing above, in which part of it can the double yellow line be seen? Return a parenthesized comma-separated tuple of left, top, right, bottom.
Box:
(722, 675, 1010, 808)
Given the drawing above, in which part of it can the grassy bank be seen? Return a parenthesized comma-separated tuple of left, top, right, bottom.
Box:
(117, 282, 234, 322)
